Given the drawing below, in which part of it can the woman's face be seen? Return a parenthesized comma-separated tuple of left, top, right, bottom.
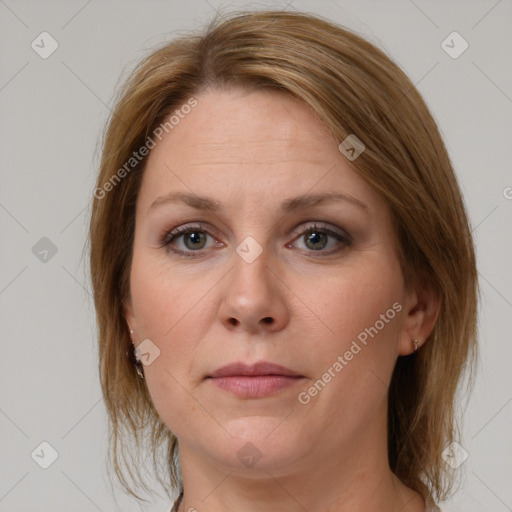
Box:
(125, 87, 416, 475)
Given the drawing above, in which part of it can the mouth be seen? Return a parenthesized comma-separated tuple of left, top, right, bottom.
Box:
(207, 362, 304, 399)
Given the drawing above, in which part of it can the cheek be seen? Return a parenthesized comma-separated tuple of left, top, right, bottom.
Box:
(315, 259, 402, 345)
(128, 253, 217, 404)
(291, 275, 403, 445)
(129, 250, 213, 340)
(128, 259, 210, 434)
(302, 255, 404, 406)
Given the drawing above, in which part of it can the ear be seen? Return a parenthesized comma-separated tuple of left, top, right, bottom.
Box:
(123, 295, 137, 336)
(397, 282, 441, 356)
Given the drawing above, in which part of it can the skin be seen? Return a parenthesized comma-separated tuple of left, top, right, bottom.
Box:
(124, 87, 440, 512)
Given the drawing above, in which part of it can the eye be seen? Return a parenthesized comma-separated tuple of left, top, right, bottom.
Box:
(160, 223, 222, 258)
(159, 222, 351, 259)
(289, 223, 351, 254)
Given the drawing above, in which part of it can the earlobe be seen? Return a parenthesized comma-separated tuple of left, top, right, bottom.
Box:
(398, 284, 441, 356)
(123, 296, 136, 335)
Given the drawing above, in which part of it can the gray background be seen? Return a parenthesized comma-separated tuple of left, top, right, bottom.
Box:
(1, 1, 511, 511)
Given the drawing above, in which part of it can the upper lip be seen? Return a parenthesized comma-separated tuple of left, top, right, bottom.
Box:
(208, 362, 302, 378)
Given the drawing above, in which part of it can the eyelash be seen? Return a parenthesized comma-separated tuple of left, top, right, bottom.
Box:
(158, 222, 352, 259)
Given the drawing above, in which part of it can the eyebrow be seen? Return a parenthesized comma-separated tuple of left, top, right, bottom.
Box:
(147, 191, 368, 215)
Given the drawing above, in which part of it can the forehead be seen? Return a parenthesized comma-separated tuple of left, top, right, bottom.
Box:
(155, 87, 333, 160)
(137, 87, 382, 215)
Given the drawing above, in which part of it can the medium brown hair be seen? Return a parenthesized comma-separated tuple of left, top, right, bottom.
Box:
(89, 9, 478, 503)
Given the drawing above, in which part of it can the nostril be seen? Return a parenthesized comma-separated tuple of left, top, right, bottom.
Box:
(262, 317, 273, 324)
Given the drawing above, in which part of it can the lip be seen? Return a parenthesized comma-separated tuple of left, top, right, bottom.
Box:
(209, 361, 301, 378)
(207, 362, 304, 399)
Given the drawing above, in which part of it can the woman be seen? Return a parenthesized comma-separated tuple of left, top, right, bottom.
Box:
(89, 10, 478, 512)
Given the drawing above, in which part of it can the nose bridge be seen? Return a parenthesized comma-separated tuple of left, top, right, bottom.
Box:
(230, 239, 274, 305)
(219, 236, 288, 332)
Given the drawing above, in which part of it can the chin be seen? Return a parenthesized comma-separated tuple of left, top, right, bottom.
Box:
(204, 416, 307, 473)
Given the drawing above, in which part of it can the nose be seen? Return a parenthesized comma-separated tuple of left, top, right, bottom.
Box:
(218, 245, 290, 335)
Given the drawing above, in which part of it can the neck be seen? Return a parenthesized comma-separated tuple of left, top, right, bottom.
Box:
(176, 401, 425, 512)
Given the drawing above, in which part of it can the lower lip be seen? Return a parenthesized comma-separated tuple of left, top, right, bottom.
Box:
(209, 375, 302, 398)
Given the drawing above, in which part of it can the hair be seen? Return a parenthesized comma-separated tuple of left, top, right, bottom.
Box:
(89, 8, 478, 504)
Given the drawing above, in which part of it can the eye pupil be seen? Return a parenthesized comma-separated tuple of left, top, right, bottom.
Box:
(165, 224, 347, 257)
(184, 231, 206, 249)
(305, 230, 327, 250)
